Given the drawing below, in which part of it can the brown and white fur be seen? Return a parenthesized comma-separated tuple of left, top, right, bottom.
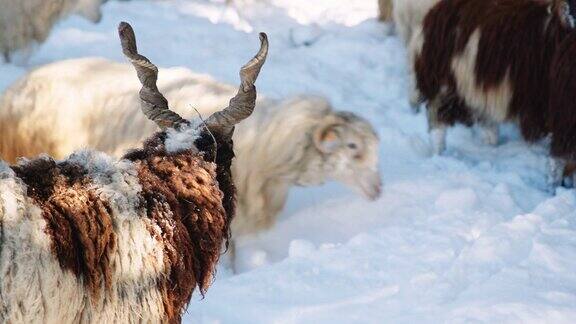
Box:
(0, 0, 107, 63)
(0, 58, 382, 246)
(411, 0, 576, 184)
(0, 22, 268, 323)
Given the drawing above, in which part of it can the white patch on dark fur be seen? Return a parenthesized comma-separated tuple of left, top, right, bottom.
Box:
(450, 30, 513, 123)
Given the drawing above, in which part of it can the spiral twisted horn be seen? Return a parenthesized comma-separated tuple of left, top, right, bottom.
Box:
(204, 32, 269, 136)
(118, 22, 188, 130)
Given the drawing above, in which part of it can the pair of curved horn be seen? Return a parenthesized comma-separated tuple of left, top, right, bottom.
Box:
(118, 22, 268, 134)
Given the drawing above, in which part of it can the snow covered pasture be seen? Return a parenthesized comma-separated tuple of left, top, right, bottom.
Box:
(1, 0, 576, 322)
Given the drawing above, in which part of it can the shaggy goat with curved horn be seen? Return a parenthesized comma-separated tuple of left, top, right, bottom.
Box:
(0, 22, 267, 323)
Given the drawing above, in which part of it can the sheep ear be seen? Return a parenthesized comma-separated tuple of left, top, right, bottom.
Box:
(313, 122, 342, 154)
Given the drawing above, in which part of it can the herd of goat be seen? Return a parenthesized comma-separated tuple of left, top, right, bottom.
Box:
(0, 0, 576, 322)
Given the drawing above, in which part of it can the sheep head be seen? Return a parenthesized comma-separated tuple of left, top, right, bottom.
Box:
(312, 110, 382, 201)
(282, 97, 382, 201)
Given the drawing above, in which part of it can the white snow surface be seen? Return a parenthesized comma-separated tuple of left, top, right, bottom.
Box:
(1, 0, 576, 323)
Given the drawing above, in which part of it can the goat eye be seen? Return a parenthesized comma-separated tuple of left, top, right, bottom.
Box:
(347, 143, 358, 149)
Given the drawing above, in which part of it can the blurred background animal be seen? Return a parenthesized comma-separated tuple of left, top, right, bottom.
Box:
(410, 0, 576, 184)
(0, 0, 107, 63)
(378, 0, 393, 23)
(0, 57, 382, 260)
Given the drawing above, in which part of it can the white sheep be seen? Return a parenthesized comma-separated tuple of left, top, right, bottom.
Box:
(0, 57, 382, 254)
(0, 0, 107, 63)
(0, 22, 268, 322)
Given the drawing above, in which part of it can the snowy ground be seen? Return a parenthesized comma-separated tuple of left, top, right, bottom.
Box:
(2, 0, 576, 322)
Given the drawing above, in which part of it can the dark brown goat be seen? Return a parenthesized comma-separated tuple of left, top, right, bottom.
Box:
(412, 0, 575, 160)
(0, 22, 268, 323)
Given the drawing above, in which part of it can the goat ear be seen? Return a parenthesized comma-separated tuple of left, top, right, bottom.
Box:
(313, 122, 342, 154)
